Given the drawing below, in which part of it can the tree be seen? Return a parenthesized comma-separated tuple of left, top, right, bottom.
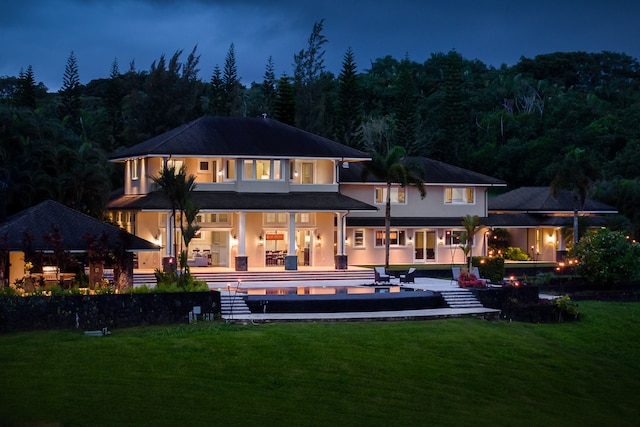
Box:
(16, 65, 37, 110)
(394, 56, 419, 154)
(274, 75, 295, 125)
(151, 164, 198, 271)
(105, 58, 125, 152)
(572, 229, 640, 285)
(334, 47, 363, 150)
(209, 65, 225, 116)
(362, 145, 425, 268)
(459, 214, 480, 272)
(549, 147, 602, 244)
(260, 56, 277, 117)
(59, 51, 82, 132)
(223, 43, 243, 116)
(293, 19, 328, 133)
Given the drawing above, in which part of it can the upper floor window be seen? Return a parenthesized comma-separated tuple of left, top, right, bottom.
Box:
(295, 213, 315, 225)
(264, 213, 288, 225)
(375, 229, 406, 246)
(166, 159, 183, 171)
(291, 161, 314, 183)
(375, 187, 406, 204)
(244, 160, 282, 180)
(445, 187, 474, 204)
(226, 159, 236, 180)
(130, 159, 140, 180)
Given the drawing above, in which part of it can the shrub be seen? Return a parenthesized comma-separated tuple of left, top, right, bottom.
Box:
(571, 229, 640, 286)
(473, 256, 505, 284)
(503, 247, 532, 261)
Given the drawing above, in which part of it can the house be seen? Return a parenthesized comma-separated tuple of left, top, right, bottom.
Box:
(0, 200, 159, 288)
(486, 186, 618, 261)
(107, 116, 508, 270)
(338, 157, 506, 266)
(107, 116, 376, 271)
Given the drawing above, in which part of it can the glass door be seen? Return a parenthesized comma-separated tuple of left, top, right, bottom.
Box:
(414, 231, 436, 262)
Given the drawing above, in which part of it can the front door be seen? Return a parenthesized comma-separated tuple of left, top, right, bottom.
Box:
(414, 231, 436, 262)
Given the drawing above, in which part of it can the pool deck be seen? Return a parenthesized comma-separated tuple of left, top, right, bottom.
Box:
(218, 277, 501, 322)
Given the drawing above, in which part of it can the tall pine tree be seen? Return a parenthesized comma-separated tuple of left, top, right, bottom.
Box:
(59, 51, 82, 132)
(334, 47, 363, 150)
(223, 43, 243, 116)
(274, 75, 295, 126)
(395, 56, 419, 155)
(16, 65, 37, 110)
(260, 56, 277, 118)
(209, 65, 225, 116)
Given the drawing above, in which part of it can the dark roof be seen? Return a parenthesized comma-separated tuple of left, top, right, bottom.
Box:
(108, 190, 377, 212)
(488, 187, 617, 213)
(0, 200, 159, 252)
(339, 156, 506, 186)
(346, 217, 488, 228)
(484, 213, 610, 228)
(110, 116, 371, 161)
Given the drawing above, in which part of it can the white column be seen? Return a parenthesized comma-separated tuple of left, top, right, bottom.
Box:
(166, 212, 174, 257)
(238, 212, 246, 256)
(336, 212, 345, 255)
(288, 213, 296, 255)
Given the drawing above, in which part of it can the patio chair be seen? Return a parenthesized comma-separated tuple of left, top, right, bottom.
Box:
(471, 267, 490, 284)
(374, 267, 391, 283)
(399, 268, 416, 284)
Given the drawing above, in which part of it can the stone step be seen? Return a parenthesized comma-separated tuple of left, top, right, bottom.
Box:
(440, 289, 485, 309)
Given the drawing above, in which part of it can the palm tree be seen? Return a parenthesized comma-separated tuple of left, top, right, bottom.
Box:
(460, 214, 480, 272)
(363, 145, 425, 269)
(549, 147, 601, 245)
(152, 164, 198, 265)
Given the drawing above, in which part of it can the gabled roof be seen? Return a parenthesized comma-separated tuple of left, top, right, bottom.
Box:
(110, 116, 371, 161)
(339, 156, 506, 186)
(108, 190, 377, 212)
(488, 187, 617, 214)
(0, 200, 159, 252)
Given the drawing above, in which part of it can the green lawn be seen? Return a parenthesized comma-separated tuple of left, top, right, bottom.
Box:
(1, 301, 639, 426)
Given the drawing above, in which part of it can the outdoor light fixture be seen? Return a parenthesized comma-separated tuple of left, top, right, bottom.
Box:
(258, 234, 264, 246)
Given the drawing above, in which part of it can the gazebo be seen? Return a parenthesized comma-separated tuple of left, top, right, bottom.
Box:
(0, 200, 159, 290)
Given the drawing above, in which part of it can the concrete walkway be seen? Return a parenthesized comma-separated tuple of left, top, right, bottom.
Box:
(217, 277, 501, 322)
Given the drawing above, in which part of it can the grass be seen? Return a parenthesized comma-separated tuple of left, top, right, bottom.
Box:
(0, 301, 639, 426)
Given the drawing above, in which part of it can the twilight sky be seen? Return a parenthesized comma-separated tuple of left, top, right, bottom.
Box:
(2, 0, 639, 92)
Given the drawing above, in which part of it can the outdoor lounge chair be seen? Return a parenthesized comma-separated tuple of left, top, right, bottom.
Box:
(374, 267, 391, 283)
(399, 268, 416, 283)
(471, 267, 490, 284)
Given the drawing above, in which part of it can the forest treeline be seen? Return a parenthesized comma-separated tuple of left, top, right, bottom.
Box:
(2, 20, 640, 237)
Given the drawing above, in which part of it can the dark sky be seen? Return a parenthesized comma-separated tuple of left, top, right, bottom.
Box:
(2, 0, 639, 91)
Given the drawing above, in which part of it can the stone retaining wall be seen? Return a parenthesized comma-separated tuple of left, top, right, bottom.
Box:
(0, 292, 221, 333)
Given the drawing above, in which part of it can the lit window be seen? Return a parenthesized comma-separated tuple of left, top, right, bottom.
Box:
(375, 187, 406, 204)
(264, 213, 288, 225)
(130, 159, 139, 180)
(445, 187, 474, 204)
(444, 230, 465, 246)
(226, 160, 236, 180)
(375, 229, 406, 246)
(354, 229, 365, 247)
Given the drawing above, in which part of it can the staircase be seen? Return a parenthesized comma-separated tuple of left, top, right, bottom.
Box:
(220, 292, 252, 320)
(439, 288, 485, 309)
(192, 269, 373, 286)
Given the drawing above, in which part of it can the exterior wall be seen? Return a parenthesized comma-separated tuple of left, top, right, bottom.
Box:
(8, 252, 24, 286)
(136, 211, 162, 269)
(340, 184, 488, 218)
